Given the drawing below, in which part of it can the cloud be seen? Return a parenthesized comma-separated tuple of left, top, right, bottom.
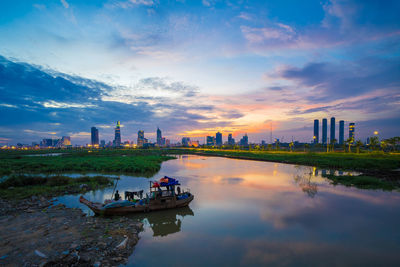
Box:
(60, 0, 69, 9)
(276, 57, 400, 102)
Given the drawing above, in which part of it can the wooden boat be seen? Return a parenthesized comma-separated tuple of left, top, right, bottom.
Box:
(79, 176, 194, 216)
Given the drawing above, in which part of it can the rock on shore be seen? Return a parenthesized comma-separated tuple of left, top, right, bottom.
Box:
(0, 197, 143, 266)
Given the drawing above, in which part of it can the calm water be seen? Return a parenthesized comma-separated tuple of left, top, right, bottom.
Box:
(56, 155, 400, 266)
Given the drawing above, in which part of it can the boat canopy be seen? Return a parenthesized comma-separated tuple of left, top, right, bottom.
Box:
(152, 176, 180, 187)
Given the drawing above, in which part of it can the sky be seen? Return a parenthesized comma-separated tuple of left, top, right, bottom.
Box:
(0, 0, 399, 145)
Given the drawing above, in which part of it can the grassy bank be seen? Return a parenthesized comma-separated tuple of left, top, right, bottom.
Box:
(324, 174, 397, 190)
(0, 175, 114, 199)
(0, 149, 174, 177)
(166, 148, 400, 174)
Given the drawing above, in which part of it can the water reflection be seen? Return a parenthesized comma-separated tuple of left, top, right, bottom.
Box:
(127, 206, 194, 237)
(54, 155, 400, 266)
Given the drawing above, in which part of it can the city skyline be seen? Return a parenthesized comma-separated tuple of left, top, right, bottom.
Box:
(0, 0, 399, 145)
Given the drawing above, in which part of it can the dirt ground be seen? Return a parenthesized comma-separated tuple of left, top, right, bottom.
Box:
(0, 197, 143, 266)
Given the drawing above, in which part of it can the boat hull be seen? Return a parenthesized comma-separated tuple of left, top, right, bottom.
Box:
(79, 195, 194, 216)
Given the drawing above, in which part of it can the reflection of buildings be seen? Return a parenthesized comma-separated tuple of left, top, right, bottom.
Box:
(293, 172, 318, 198)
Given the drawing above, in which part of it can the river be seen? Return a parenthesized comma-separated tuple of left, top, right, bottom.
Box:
(56, 155, 400, 266)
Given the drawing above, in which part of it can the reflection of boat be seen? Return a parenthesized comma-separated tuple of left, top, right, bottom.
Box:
(79, 176, 194, 216)
(130, 206, 194, 237)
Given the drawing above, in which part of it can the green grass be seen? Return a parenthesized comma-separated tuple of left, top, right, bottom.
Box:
(0, 149, 174, 177)
(0, 174, 114, 199)
(325, 174, 397, 190)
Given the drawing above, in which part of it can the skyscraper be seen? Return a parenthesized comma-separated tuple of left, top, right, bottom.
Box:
(216, 132, 222, 146)
(156, 127, 162, 146)
(322, 118, 327, 144)
(91, 127, 99, 146)
(349, 123, 355, 142)
(206, 136, 214, 146)
(313, 119, 319, 144)
(240, 134, 248, 146)
(182, 137, 191, 146)
(137, 130, 144, 147)
(114, 121, 121, 146)
(228, 134, 235, 145)
(330, 117, 335, 143)
(339, 120, 344, 145)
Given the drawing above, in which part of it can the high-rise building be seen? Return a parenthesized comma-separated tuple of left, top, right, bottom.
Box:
(114, 121, 121, 146)
(156, 127, 162, 146)
(61, 136, 71, 146)
(240, 134, 248, 146)
(182, 137, 191, 147)
(216, 132, 222, 146)
(206, 136, 215, 146)
(322, 118, 327, 144)
(339, 120, 344, 145)
(313, 119, 319, 144)
(91, 127, 99, 146)
(330, 117, 335, 143)
(228, 134, 235, 145)
(137, 130, 144, 147)
(349, 123, 355, 142)
(100, 140, 105, 147)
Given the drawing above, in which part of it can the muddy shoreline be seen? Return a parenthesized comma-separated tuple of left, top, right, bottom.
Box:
(0, 196, 142, 266)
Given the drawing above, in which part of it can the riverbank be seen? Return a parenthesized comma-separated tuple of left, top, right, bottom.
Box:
(0, 149, 174, 177)
(0, 196, 143, 266)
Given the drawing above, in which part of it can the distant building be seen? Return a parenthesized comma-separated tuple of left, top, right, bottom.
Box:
(313, 119, 319, 144)
(349, 123, 355, 142)
(91, 127, 99, 146)
(330, 117, 335, 143)
(165, 139, 170, 146)
(137, 130, 145, 147)
(156, 127, 163, 146)
(100, 140, 105, 147)
(322, 118, 327, 144)
(216, 132, 222, 146)
(206, 136, 215, 146)
(61, 136, 71, 147)
(228, 134, 235, 145)
(182, 137, 191, 147)
(339, 120, 344, 145)
(239, 134, 248, 146)
(114, 121, 121, 147)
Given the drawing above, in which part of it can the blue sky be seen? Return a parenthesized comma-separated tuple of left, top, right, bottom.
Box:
(0, 0, 399, 145)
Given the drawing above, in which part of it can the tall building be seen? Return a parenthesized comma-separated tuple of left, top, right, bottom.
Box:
(137, 130, 144, 147)
(91, 127, 99, 146)
(330, 117, 335, 143)
(156, 127, 162, 146)
(322, 118, 327, 144)
(61, 136, 71, 146)
(240, 134, 248, 146)
(182, 137, 190, 147)
(339, 120, 344, 145)
(228, 134, 235, 145)
(216, 132, 222, 146)
(313, 119, 319, 144)
(206, 136, 215, 146)
(114, 121, 121, 146)
(349, 123, 355, 142)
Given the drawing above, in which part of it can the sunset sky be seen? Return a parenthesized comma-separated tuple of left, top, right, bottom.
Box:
(0, 0, 399, 145)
